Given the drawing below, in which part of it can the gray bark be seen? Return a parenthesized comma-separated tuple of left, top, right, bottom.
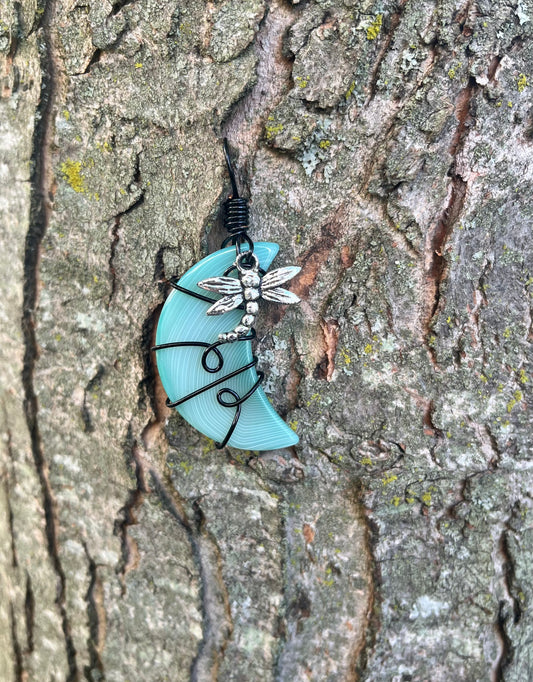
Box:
(1, 0, 532, 680)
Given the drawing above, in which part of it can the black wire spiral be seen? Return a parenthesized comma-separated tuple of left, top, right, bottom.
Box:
(224, 197, 249, 237)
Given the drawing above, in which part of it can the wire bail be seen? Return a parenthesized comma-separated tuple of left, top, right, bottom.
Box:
(221, 138, 253, 258)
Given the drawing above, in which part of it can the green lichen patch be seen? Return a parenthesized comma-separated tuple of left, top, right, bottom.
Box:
(345, 80, 356, 100)
(517, 73, 529, 92)
(448, 61, 462, 79)
(265, 116, 284, 140)
(366, 14, 383, 40)
(60, 159, 85, 193)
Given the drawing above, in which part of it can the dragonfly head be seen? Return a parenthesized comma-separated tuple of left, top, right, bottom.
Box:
(240, 271, 261, 288)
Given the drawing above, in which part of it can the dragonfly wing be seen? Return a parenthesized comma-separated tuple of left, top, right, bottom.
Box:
(206, 293, 243, 315)
(261, 287, 300, 304)
(261, 266, 301, 290)
(197, 276, 241, 295)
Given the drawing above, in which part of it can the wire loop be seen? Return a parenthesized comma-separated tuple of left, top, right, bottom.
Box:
(222, 138, 254, 253)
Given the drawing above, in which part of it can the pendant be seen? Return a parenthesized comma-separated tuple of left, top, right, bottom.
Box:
(154, 243, 300, 450)
(153, 140, 301, 451)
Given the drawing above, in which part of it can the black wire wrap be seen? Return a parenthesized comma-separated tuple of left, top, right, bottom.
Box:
(224, 196, 249, 237)
(221, 138, 253, 255)
(152, 283, 264, 449)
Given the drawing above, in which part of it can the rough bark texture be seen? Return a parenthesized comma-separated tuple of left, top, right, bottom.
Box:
(1, 0, 532, 680)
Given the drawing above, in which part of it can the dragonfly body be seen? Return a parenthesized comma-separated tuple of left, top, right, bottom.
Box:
(197, 252, 300, 342)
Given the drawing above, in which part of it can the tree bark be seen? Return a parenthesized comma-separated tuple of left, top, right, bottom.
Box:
(1, 0, 532, 680)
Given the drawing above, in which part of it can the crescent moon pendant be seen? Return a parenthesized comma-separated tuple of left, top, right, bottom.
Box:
(154, 242, 299, 450)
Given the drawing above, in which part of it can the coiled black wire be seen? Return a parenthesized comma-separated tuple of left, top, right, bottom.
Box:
(221, 138, 254, 255)
(224, 196, 249, 237)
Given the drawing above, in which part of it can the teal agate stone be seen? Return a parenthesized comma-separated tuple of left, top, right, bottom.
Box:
(155, 242, 299, 450)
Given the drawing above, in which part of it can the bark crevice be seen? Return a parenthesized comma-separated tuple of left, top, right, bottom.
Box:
(24, 573, 35, 656)
(21, 0, 79, 677)
(366, 0, 410, 104)
(10, 603, 24, 682)
(187, 499, 233, 681)
(422, 76, 477, 362)
(492, 505, 523, 681)
(353, 499, 382, 679)
(82, 542, 107, 681)
(114, 427, 147, 592)
(148, 471, 233, 682)
(108, 152, 145, 307)
(221, 0, 298, 166)
(81, 365, 106, 434)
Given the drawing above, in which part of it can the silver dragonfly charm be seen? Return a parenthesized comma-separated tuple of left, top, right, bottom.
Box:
(197, 252, 301, 342)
